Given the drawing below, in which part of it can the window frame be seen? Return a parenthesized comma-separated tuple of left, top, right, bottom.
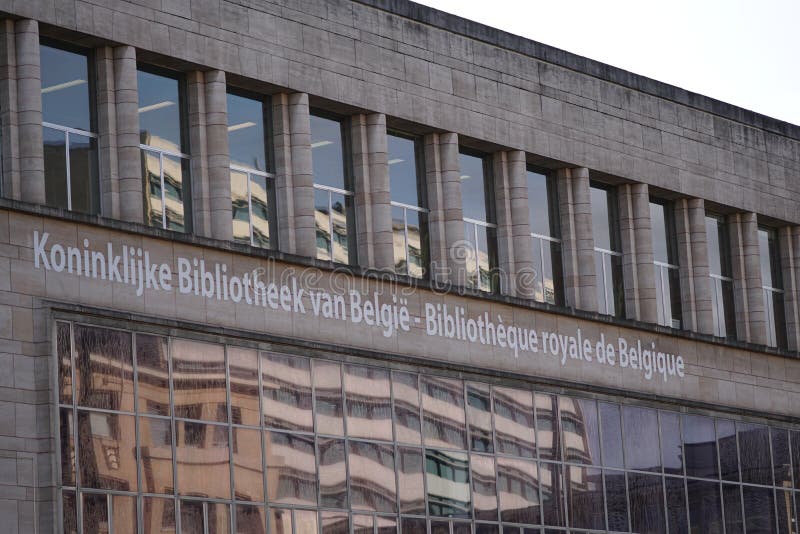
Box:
(706, 213, 736, 339)
(459, 148, 498, 294)
(526, 166, 564, 306)
(758, 225, 787, 348)
(650, 199, 682, 329)
(590, 182, 624, 317)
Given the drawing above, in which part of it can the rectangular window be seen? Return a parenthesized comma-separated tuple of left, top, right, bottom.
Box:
(460, 151, 497, 292)
(40, 41, 99, 214)
(758, 227, 787, 348)
(388, 132, 428, 278)
(138, 67, 190, 232)
(650, 200, 682, 328)
(527, 169, 563, 305)
(590, 184, 624, 317)
(227, 90, 275, 249)
(311, 113, 356, 265)
(705, 215, 736, 338)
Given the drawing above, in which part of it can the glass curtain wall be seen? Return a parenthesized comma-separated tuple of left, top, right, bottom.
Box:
(758, 227, 787, 348)
(459, 151, 497, 293)
(650, 201, 682, 328)
(57, 321, 800, 534)
(590, 185, 624, 317)
(526, 169, 563, 305)
(227, 91, 274, 249)
(388, 133, 428, 278)
(40, 42, 99, 214)
(138, 68, 190, 232)
(311, 113, 356, 265)
(706, 215, 736, 339)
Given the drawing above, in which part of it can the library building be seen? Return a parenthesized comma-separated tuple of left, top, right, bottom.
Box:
(1, 0, 800, 533)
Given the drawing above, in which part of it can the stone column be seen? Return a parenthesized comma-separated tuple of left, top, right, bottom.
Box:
(288, 93, 316, 258)
(15, 19, 44, 204)
(423, 132, 465, 286)
(272, 93, 296, 254)
(350, 114, 374, 267)
(493, 150, 533, 298)
(557, 167, 596, 312)
(94, 46, 119, 218)
(728, 212, 766, 345)
(674, 198, 714, 335)
(204, 70, 232, 241)
(113, 45, 142, 223)
(0, 20, 20, 200)
(779, 226, 800, 351)
(618, 183, 657, 323)
(367, 114, 393, 270)
(187, 71, 210, 236)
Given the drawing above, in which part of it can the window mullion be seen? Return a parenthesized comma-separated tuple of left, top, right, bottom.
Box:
(65, 130, 72, 211)
(247, 172, 255, 247)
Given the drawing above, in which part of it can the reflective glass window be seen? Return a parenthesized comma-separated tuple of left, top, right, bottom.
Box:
(397, 446, 426, 514)
(139, 415, 173, 494)
(527, 169, 563, 305)
(759, 227, 787, 348)
(265, 431, 317, 506)
(599, 402, 624, 469)
(141, 496, 175, 534)
(232, 427, 264, 502)
(82, 492, 109, 533)
(622, 406, 661, 472)
(717, 419, 739, 482)
(792, 430, 800, 490)
(58, 322, 73, 404)
(345, 365, 392, 441)
(175, 420, 231, 499)
(661, 411, 684, 475)
(136, 334, 170, 416)
(771, 427, 792, 488)
(320, 511, 349, 534)
(743, 485, 775, 534)
(471, 454, 498, 521)
(566, 465, 604, 530)
(605, 469, 629, 532)
(497, 457, 539, 524)
(228, 347, 260, 426)
(460, 151, 497, 292)
(313, 360, 344, 436)
(235, 504, 267, 534)
(171, 339, 227, 422)
(706, 215, 737, 338)
(664, 476, 688, 534)
(261, 352, 313, 432)
(687, 479, 722, 533)
(651, 201, 682, 328)
(62, 490, 78, 534)
(738, 422, 772, 486)
(776, 489, 794, 534)
(112, 495, 138, 534)
(722, 484, 744, 534)
(467, 383, 493, 452)
(535, 393, 560, 461)
(421, 376, 466, 449)
(591, 185, 624, 316)
(426, 449, 471, 518)
(348, 440, 396, 513)
(318, 437, 347, 508)
(540, 462, 565, 527)
(295, 509, 318, 534)
(74, 325, 134, 412)
(561, 397, 600, 466)
(59, 408, 75, 485)
(389, 133, 428, 278)
(683, 414, 718, 479)
(393, 371, 422, 444)
(77, 410, 137, 491)
(627, 471, 665, 534)
(493, 386, 535, 458)
(269, 508, 292, 534)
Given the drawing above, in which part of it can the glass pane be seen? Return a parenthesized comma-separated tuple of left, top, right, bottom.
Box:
(392, 204, 408, 275)
(163, 154, 187, 231)
(776, 489, 793, 534)
(623, 406, 661, 472)
(590, 186, 614, 251)
(331, 191, 351, 264)
(232, 427, 264, 502)
(40, 44, 91, 130)
(421, 376, 466, 449)
(172, 339, 227, 422)
(605, 469, 629, 532)
(743, 485, 775, 534)
(540, 462, 565, 527)
(472, 454, 498, 521)
(474, 523, 498, 534)
(738, 422, 772, 486)
(265, 431, 316, 506)
(717, 419, 739, 481)
(250, 173, 271, 249)
(465, 221, 479, 289)
(493, 386, 535, 458)
(535, 393, 560, 461)
(228, 347, 260, 427)
(426, 449, 471, 518)
(82, 492, 109, 533)
(459, 152, 490, 222)
(791, 430, 800, 490)
(142, 149, 163, 227)
(376, 515, 397, 534)
(69, 133, 98, 214)
(388, 134, 421, 207)
(44, 126, 68, 209)
(142, 496, 175, 534)
(664, 477, 688, 534)
(207, 502, 231, 534)
(261, 352, 313, 432)
(527, 170, 553, 237)
(721, 279, 736, 338)
(136, 333, 170, 416)
(349, 440, 396, 513)
(138, 69, 184, 153)
(771, 427, 792, 488)
(599, 402, 624, 469)
(651, 202, 669, 262)
(467, 383, 493, 452)
(723, 484, 744, 534)
(561, 397, 601, 466)
(74, 324, 134, 411)
(294, 509, 318, 534)
(566, 465, 604, 530)
(392, 371, 422, 444)
(476, 224, 493, 292)
(401, 517, 426, 534)
(227, 93, 267, 172)
(314, 360, 344, 436)
(610, 253, 624, 317)
(139, 415, 173, 494)
(683, 414, 718, 478)
(268, 508, 292, 534)
(353, 513, 373, 534)
(318, 438, 347, 508)
(59, 408, 75, 485)
(175, 420, 232, 500)
(58, 322, 73, 404)
(594, 251, 608, 314)
(320, 511, 349, 534)
(112, 494, 138, 534)
(397, 446, 425, 514)
(687, 479, 722, 534)
(497, 458, 542, 525)
(62, 490, 78, 534)
(310, 114, 345, 190)
(758, 228, 775, 288)
(231, 169, 251, 244)
(661, 411, 683, 475)
(236, 504, 267, 534)
(78, 410, 137, 490)
(668, 267, 683, 328)
(627, 472, 665, 534)
(430, 519, 449, 534)
(540, 240, 559, 306)
(407, 208, 426, 278)
(315, 187, 332, 261)
(345, 365, 392, 441)
(180, 500, 204, 534)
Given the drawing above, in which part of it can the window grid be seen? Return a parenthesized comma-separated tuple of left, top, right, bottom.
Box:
(530, 233, 561, 305)
(314, 183, 354, 264)
(57, 321, 800, 534)
(231, 164, 274, 248)
(464, 217, 497, 293)
(140, 144, 190, 231)
(710, 273, 735, 338)
(42, 122, 98, 211)
(763, 286, 785, 348)
(391, 200, 428, 279)
(595, 247, 622, 316)
(653, 260, 680, 329)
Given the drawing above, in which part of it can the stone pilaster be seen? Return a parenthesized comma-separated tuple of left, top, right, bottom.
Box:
(728, 212, 766, 345)
(674, 198, 714, 335)
(15, 19, 44, 204)
(95, 46, 119, 218)
(204, 70, 232, 241)
(187, 71, 209, 236)
(0, 20, 20, 200)
(272, 93, 296, 254)
(618, 183, 657, 323)
(557, 167, 596, 312)
(350, 114, 374, 267)
(113, 45, 142, 223)
(780, 226, 800, 351)
(367, 114, 392, 270)
(288, 93, 316, 258)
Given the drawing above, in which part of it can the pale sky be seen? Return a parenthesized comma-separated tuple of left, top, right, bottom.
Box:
(414, 0, 800, 127)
